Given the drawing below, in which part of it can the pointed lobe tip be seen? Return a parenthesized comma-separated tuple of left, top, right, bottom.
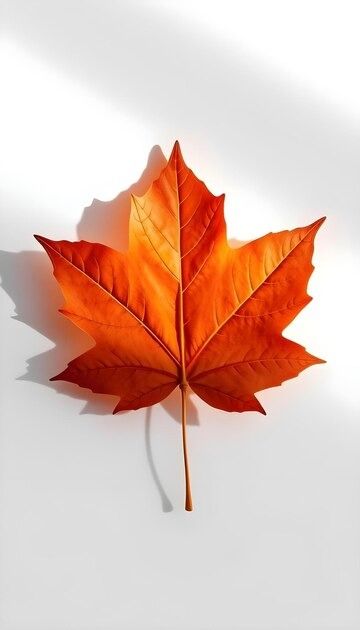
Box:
(34, 234, 52, 248)
(313, 216, 327, 230)
(169, 139, 185, 165)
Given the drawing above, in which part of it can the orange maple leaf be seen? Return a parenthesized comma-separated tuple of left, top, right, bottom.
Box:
(35, 141, 325, 510)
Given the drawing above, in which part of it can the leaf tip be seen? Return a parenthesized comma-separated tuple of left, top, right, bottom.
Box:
(254, 398, 267, 415)
(49, 369, 67, 382)
(34, 234, 53, 250)
(310, 216, 326, 233)
(112, 401, 123, 414)
(170, 139, 185, 165)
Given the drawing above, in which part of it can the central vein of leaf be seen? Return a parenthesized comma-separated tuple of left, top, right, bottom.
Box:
(175, 150, 187, 387)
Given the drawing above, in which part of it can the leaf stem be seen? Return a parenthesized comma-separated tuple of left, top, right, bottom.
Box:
(180, 383, 193, 511)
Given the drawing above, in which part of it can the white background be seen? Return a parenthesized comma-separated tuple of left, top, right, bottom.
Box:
(1, 1, 360, 629)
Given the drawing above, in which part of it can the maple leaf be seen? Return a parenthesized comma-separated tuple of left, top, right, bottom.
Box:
(35, 141, 325, 510)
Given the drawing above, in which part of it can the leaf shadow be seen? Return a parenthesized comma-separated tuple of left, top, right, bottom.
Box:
(0, 144, 198, 512)
(145, 407, 173, 513)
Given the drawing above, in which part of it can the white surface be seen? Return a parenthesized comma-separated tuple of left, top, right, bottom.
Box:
(1, 1, 360, 629)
